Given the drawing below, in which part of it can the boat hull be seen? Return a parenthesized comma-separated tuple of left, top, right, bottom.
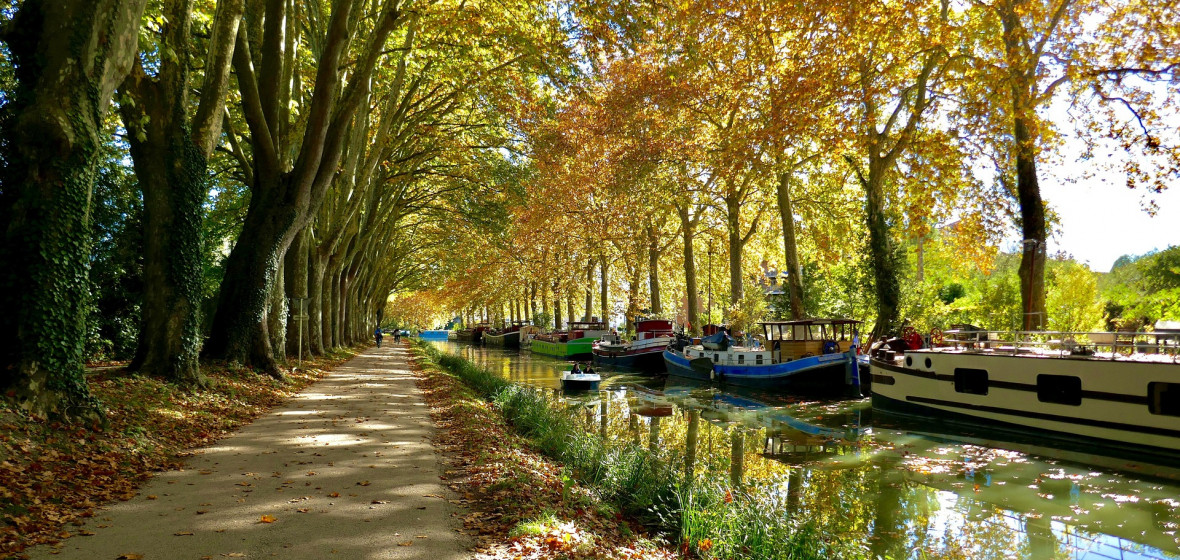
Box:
(532, 338, 594, 360)
(483, 331, 521, 348)
(593, 348, 666, 371)
(663, 349, 855, 390)
(870, 350, 1180, 456)
(419, 330, 450, 341)
(561, 379, 600, 391)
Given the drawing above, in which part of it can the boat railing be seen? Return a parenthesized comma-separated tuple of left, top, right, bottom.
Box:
(939, 329, 1180, 362)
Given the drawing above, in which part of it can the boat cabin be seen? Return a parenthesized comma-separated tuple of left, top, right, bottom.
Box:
(569, 320, 609, 339)
(760, 319, 861, 363)
(635, 319, 674, 340)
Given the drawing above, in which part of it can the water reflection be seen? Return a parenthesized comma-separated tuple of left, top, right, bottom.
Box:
(433, 341, 1180, 559)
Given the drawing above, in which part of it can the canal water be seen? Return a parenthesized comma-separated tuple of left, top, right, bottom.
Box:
(432, 341, 1180, 560)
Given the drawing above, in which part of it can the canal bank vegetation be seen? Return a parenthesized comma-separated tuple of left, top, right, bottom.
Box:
(415, 341, 870, 559)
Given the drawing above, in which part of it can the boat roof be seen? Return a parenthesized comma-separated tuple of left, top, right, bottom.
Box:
(760, 318, 862, 326)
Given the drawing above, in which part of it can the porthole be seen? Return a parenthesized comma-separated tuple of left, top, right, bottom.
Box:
(1037, 374, 1082, 406)
(1149, 382, 1180, 416)
(905, 356, 912, 367)
(954, 368, 989, 395)
(925, 358, 932, 369)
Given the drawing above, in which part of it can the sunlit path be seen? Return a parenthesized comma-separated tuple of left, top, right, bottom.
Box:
(27, 344, 470, 560)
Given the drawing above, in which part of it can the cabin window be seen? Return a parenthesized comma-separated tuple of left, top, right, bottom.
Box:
(756, 354, 763, 365)
(738, 354, 745, 364)
(714, 354, 720, 363)
(905, 356, 913, 367)
(1037, 374, 1082, 406)
(954, 368, 989, 395)
(1149, 382, 1180, 417)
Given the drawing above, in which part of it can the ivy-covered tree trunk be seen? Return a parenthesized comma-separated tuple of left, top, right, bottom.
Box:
(776, 172, 806, 320)
(0, 0, 147, 418)
(118, 0, 241, 385)
(119, 91, 207, 383)
(862, 159, 901, 339)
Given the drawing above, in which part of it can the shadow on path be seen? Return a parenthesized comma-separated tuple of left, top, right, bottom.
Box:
(29, 344, 471, 560)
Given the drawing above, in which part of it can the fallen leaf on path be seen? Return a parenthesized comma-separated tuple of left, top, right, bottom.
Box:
(117, 554, 144, 560)
(371, 500, 387, 504)
(296, 508, 310, 513)
(328, 492, 340, 498)
(357, 480, 371, 486)
(146, 495, 157, 500)
(397, 541, 413, 546)
(78, 530, 95, 536)
(174, 531, 194, 536)
(259, 515, 277, 523)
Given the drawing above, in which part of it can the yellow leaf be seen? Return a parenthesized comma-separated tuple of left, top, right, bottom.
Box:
(259, 515, 277, 523)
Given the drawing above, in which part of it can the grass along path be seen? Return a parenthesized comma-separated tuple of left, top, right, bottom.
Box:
(410, 344, 676, 560)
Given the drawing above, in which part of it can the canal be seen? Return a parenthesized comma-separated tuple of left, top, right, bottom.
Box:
(432, 341, 1180, 559)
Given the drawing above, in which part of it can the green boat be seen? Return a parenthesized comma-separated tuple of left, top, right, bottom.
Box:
(529, 321, 611, 360)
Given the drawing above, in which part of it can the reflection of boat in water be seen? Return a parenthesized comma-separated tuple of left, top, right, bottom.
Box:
(871, 327, 1180, 464)
(592, 319, 673, 372)
(664, 319, 862, 394)
(644, 377, 870, 463)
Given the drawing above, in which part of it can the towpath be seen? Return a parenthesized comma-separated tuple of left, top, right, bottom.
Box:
(28, 344, 470, 560)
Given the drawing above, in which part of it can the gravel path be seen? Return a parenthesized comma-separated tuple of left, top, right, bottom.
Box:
(28, 343, 471, 560)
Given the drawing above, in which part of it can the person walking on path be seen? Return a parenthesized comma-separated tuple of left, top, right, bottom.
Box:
(24, 344, 470, 560)
(374, 326, 383, 347)
(394, 329, 402, 344)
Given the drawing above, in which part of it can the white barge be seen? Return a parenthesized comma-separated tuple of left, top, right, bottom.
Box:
(870, 329, 1180, 460)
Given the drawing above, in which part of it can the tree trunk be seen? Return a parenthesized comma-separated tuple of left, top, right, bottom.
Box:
(677, 205, 700, 334)
(0, 0, 147, 419)
(599, 257, 610, 326)
(584, 264, 594, 321)
(529, 282, 536, 323)
(864, 159, 900, 339)
(1002, 10, 1048, 331)
(120, 90, 206, 384)
(553, 288, 562, 330)
(776, 172, 806, 319)
(201, 179, 296, 375)
(648, 226, 663, 315)
(725, 195, 745, 306)
(566, 293, 574, 330)
(285, 228, 310, 358)
(119, 0, 241, 385)
(267, 260, 286, 362)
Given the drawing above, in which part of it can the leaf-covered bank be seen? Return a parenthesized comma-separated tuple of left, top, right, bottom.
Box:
(0, 347, 362, 557)
(413, 341, 870, 559)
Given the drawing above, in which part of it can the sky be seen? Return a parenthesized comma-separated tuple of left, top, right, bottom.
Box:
(1039, 173, 1180, 273)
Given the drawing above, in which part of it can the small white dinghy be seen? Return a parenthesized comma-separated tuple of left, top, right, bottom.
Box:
(561, 370, 601, 391)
